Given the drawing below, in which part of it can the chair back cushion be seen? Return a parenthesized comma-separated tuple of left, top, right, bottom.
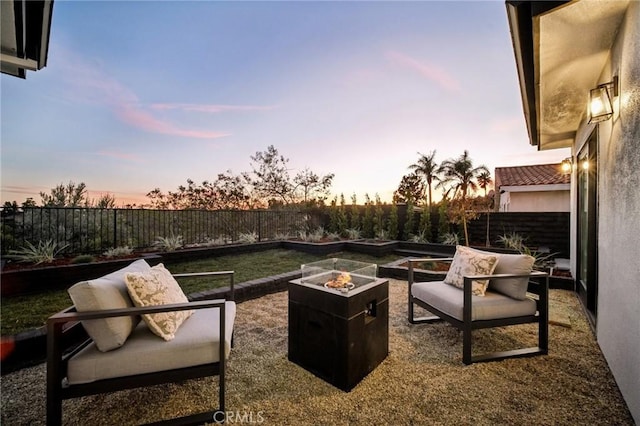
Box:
(124, 263, 193, 341)
(68, 259, 150, 352)
(444, 245, 498, 296)
(489, 253, 535, 300)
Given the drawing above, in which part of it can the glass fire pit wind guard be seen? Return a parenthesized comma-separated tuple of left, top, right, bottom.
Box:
(300, 258, 378, 293)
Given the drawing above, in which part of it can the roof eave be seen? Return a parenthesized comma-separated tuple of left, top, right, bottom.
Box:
(0, 0, 54, 79)
(505, 0, 570, 148)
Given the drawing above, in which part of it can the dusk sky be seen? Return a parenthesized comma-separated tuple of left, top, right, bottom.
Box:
(1, 1, 570, 207)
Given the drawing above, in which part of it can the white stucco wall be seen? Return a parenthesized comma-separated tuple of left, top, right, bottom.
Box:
(573, 2, 640, 421)
(502, 190, 570, 212)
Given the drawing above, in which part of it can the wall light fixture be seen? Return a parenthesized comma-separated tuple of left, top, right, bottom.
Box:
(589, 76, 618, 123)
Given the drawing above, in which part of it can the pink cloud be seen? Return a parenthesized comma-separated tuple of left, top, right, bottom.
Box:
(115, 104, 229, 139)
(57, 51, 229, 139)
(386, 51, 461, 92)
(150, 103, 277, 113)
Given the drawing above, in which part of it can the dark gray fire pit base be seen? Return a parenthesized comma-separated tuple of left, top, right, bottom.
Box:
(288, 277, 389, 391)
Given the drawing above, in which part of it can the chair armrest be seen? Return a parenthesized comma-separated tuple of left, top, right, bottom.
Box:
(47, 299, 227, 325)
(464, 270, 549, 281)
(407, 257, 454, 264)
(407, 258, 454, 285)
(462, 270, 549, 321)
(172, 270, 235, 301)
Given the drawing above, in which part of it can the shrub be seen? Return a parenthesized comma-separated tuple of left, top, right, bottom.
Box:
(8, 240, 68, 265)
(103, 246, 133, 258)
(71, 254, 95, 264)
(238, 232, 258, 243)
(409, 230, 429, 243)
(326, 232, 341, 241)
(440, 232, 460, 245)
(345, 228, 361, 240)
(498, 232, 558, 268)
(308, 227, 325, 242)
(153, 234, 184, 251)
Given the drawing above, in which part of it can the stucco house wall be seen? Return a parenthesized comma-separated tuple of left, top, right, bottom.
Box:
(570, 2, 640, 419)
(500, 189, 570, 212)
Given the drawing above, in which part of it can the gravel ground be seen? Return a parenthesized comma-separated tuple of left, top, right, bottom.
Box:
(1, 280, 634, 425)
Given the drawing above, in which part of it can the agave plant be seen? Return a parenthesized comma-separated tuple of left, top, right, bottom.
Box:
(440, 232, 460, 246)
(8, 240, 69, 265)
(307, 227, 325, 242)
(409, 230, 429, 243)
(345, 228, 361, 240)
(103, 246, 133, 258)
(153, 234, 184, 252)
(498, 232, 558, 268)
(238, 232, 258, 243)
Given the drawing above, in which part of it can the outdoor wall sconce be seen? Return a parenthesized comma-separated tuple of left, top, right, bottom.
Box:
(589, 76, 618, 123)
(561, 157, 573, 173)
(581, 159, 590, 171)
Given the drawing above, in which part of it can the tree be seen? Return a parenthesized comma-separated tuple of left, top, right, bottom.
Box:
(436, 150, 489, 201)
(408, 150, 439, 208)
(93, 193, 117, 208)
(146, 171, 255, 210)
(403, 198, 415, 240)
(40, 181, 88, 207)
(373, 194, 384, 238)
(349, 193, 360, 230)
(293, 167, 335, 206)
(362, 194, 374, 238)
(243, 145, 294, 205)
(418, 206, 432, 242)
(392, 172, 424, 205)
(22, 198, 37, 208)
(477, 171, 493, 197)
(387, 203, 399, 240)
(337, 194, 348, 235)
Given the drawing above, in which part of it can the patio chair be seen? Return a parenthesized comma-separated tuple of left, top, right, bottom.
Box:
(46, 259, 236, 425)
(407, 246, 548, 365)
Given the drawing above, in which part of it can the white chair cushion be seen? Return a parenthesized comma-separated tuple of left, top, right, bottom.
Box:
(411, 280, 536, 321)
(124, 263, 193, 341)
(67, 259, 151, 352)
(67, 301, 236, 385)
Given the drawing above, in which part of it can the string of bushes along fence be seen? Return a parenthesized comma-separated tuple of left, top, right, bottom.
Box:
(0, 208, 322, 255)
(0, 206, 570, 258)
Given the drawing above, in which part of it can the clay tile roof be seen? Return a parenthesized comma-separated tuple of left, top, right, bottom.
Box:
(495, 163, 570, 187)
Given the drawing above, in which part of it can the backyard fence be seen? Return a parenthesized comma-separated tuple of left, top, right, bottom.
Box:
(0, 207, 321, 255)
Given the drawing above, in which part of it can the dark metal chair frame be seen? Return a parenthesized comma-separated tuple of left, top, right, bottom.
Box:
(46, 271, 234, 426)
(407, 258, 549, 365)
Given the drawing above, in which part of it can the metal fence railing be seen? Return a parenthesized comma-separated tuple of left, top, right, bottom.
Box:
(0, 207, 323, 255)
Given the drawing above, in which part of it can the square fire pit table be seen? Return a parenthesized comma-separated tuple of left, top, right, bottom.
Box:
(288, 258, 389, 391)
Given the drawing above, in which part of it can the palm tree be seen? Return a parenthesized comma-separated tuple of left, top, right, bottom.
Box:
(477, 171, 493, 197)
(437, 150, 489, 246)
(408, 150, 439, 208)
(436, 150, 489, 201)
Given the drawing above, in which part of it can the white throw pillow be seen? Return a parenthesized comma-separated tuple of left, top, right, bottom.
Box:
(465, 247, 536, 300)
(124, 263, 193, 341)
(443, 245, 498, 296)
(68, 259, 150, 352)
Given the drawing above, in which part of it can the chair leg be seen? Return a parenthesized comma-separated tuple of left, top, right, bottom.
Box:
(462, 326, 472, 365)
(46, 390, 62, 426)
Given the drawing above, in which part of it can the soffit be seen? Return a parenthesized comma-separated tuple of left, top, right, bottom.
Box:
(534, 0, 629, 150)
(0, 0, 54, 79)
